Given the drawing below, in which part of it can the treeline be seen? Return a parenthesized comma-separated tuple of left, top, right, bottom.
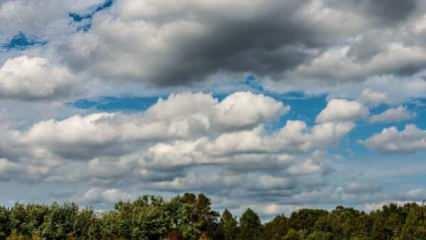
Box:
(0, 193, 425, 240)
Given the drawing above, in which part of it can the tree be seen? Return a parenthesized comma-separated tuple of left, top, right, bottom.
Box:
(173, 193, 219, 240)
(282, 229, 302, 240)
(400, 206, 426, 240)
(0, 206, 10, 239)
(306, 231, 333, 240)
(289, 209, 328, 236)
(264, 215, 289, 240)
(1, 193, 426, 240)
(220, 209, 238, 240)
(239, 208, 263, 240)
(6, 231, 26, 240)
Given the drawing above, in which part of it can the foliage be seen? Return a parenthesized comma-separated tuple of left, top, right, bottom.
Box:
(0, 194, 425, 239)
(239, 208, 263, 240)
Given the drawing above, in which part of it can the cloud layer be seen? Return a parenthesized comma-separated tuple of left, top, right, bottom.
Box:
(52, 0, 426, 92)
(0, 91, 369, 209)
(0, 0, 426, 215)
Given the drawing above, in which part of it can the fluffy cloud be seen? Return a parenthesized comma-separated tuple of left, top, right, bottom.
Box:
(359, 89, 389, 106)
(21, 92, 287, 158)
(363, 124, 426, 153)
(369, 106, 415, 123)
(0, 56, 75, 100)
(0, 91, 364, 209)
(316, 99, 368, 123)
(289, 44, 426, 83)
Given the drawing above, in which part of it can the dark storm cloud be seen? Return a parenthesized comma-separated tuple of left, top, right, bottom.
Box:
(153, 3, 330, 86)
(151, 22, 318, 86)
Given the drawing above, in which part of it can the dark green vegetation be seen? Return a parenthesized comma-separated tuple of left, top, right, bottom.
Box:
(0, 193, 425, 240)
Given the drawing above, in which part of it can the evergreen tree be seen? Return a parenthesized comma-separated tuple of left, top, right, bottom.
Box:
(220, 209, 238, 240)
(239, 208, 263, 240)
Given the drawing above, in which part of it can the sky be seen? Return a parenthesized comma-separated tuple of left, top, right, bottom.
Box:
(0, 0, 426, 218)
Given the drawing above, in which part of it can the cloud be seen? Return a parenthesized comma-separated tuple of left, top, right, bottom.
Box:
(342, 182, 382, 195)
(21, 92, 287, 159)
(0, 56, 75, 100)
(78, 187, 131, 204)
(1, 0, 426, 103)
(363, 75, 426, 103)
(403, 188, 426, 201)
(316, 99, 368, 123)
(0, 91, 364, 209)
(359, 89, 389, 106)
(0, 158, 19, 180)
(61, 0, 402, 87)
(1, 0, 426, 213)
(369, 106, 415, 123)
(48, 0, 426, 104)
(363, 124, 426, 153)
(0, 0, 101, 37)
(330, 0, 418, 25)
(62, 0, 312, 85)
(289, 44, 426, 83)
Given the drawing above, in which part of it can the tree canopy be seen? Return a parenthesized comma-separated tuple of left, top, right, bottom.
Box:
(0, 193, 425, 240)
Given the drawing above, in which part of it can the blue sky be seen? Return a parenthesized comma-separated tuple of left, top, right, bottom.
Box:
(0, 0, 426, 217)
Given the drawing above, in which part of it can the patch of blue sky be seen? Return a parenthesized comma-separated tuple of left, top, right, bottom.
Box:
(69, 0, 113, 32)
(1, 32, 47, 51)
(406, 97, 426, 129)
(71, 96, 161, 112)
(244, 75, 264, 92)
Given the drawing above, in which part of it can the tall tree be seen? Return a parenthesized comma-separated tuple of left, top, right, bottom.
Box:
(239, 208, 263, 240)
(220, 209, 238, 240)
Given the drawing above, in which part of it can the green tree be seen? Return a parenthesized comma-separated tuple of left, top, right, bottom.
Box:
(220, 209, 238, 240)
(400, 206, 426, 240)
(264, 215, 289, 240)
(306, 231, 333, 240)
(0, 206, 10, 239)
(289, 209, 328, 236)
(239, 208, 263, 240)
(282, 229, 302, 240)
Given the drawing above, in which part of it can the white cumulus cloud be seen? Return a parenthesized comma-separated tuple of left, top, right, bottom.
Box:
(363, 124, 426, 153)
(0, 56, 75, 100)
